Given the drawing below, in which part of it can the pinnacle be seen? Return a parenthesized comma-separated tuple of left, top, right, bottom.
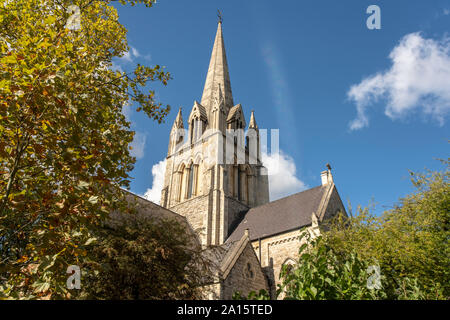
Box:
(173, 107, 184, 129)
(249, 110, 258, 129)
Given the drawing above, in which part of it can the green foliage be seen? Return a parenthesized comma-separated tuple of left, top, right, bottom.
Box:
(241, 233, 444, 300)
(78, 214, 206, 300)
(278, 234, 387, 300)
(0, 0, 170, 299)
(324, 161, 449, 299)
(238, 163, 449, 300)
(233, 289, 271, 300)
(235, 233, 387, 300)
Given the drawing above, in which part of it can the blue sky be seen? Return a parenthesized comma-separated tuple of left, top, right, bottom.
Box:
(113, 0, 450, 215)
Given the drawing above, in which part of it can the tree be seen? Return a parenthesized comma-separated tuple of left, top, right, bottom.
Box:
(237, 234, 444, 300)
(235, 233, 388, 300)
(278, 235, 386, 300)
(0, 0, 170, 299)
(78, 212, 207, 300)
(324, 161, 449, 299)
(236, 162, 448, 300)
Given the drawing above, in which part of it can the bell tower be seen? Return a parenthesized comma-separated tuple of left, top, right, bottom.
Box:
(160, 20, 269, 246)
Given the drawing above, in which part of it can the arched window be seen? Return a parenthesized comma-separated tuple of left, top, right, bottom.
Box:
(190, 119, 195, 143)
(187, 166, 194, 199)
(193, 164, 199, 196)
(185, 163, 200, 199)
(280, 258, 296, 279)
(190, 118, 204, 143)
(177, 164, 185, 202)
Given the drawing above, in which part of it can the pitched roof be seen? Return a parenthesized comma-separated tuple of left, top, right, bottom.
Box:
(190, 101, 208, 121)
(202, 231, 251, 280)
(226, 185, 326, 242)
(227, 104, 243, 122)
(203, 241, 237, 268)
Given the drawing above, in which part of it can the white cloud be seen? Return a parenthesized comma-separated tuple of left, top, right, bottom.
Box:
(444, 9, 450, 16)
(129, 47, 152, 60)
(121, 50, 133, 62)
(130, 132, 146, 159)
(261, 43, 290, 109)
(143, 159, 166, 204)
(111, 46, 151, 74)
(348, 32, 450, 130)
(121, 101, 132, 121)
(262, 150, 307, 201)
(119, 46, 145, 63)
(110, 61, 123, 73)
(131, 46, 140, 58)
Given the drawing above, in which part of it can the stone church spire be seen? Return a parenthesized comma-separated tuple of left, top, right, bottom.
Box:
(200, 21, 234, 116)
(161, 19, 269, 247)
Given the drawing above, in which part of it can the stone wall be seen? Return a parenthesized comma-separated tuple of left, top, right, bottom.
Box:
(221, 241, 268, 299)
(122, 191, 201, 251)
(251, 228, 316, 298)
(255, 166, 270, 205)
(322, 185, 346, 220)
(169, 194, 210, 245)
(160, 155, 173, 208)
(225, 196, 249, 237)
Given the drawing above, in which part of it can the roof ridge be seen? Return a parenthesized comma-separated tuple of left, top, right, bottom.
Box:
(121, 188, 180, 215)
(248, 185, 323, 212)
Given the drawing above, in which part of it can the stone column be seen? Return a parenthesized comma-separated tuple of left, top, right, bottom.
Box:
(233, 165, 239, 198)
(239, 170, 246, 202)
(247, 174, 254, 206)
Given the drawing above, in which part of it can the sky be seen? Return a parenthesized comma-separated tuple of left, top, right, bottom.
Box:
(112, 0, 450, 216)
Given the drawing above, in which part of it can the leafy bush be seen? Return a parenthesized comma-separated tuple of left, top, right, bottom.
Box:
(237, 163, 448, 300)
(78, 214, 208, 300)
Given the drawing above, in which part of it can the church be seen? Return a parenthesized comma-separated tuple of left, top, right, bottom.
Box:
(132, 19, 347, 299)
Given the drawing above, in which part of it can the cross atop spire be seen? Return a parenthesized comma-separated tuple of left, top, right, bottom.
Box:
(217, 9, 223, 24)
(200, 19, 234, 117)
